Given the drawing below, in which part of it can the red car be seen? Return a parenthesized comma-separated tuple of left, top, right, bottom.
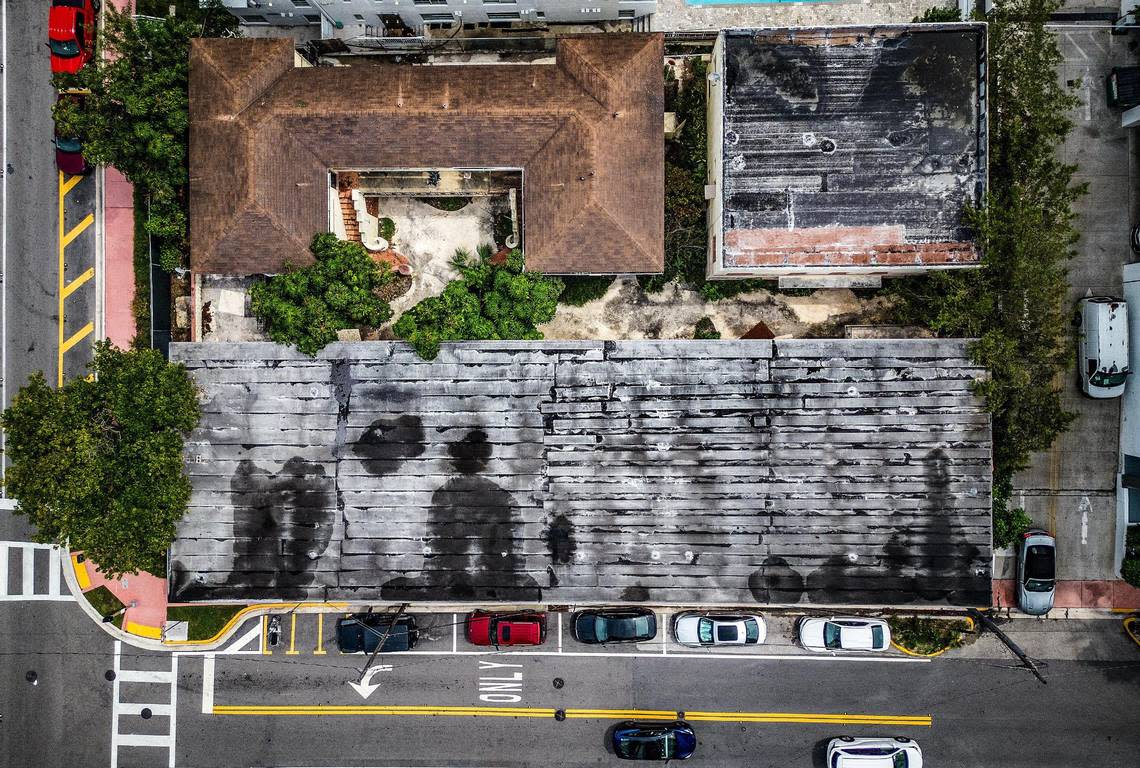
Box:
(465, 611, 546, 647)
(49, 0, 98, 75)
(54, 93, 89, 174)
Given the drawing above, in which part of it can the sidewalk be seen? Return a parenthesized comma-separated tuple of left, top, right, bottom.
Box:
(994, 578, 1140, 611)
(70, 551, 167, 638)
(650, 0, 945, 31)
(103, 167, 136, 348)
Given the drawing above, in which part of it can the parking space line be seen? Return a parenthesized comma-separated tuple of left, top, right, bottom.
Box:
(452, 613, 457, 653)
(287, 614, 299, 655)
(61, 213, 93, 247)
(61, 321, 93, 353)
(202, 654, 215, 714)
(61, 266, 94, 299)
(314, 614, 326, 655)
(0, 545, 7, 594)
(557, 613, 563, 653)
(261, 615, 270, 655)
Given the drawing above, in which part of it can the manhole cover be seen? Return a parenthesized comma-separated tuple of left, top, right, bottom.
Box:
(141, 708, 153, 720)
(552, 678, 564, 689)
(105, 670, 116, 681)
(554, 709, 566, 722)
(25, 670, 37, 683)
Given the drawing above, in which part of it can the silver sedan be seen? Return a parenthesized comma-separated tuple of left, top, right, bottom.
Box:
(673, 612, 766, 647)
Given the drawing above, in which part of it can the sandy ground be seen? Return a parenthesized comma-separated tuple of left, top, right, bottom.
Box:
(538, 278, 886, 340)
(382, 198, 495, 318)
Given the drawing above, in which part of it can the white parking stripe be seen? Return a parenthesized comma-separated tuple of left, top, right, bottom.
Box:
(0, 544, 7, 595)
(202, 654, 215, 714)
(452, 613, 457, 653)
(111, 641, 122, 768)
(169, 654, 178, 768)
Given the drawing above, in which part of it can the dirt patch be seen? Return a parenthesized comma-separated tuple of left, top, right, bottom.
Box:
(540, 278, 892, 340)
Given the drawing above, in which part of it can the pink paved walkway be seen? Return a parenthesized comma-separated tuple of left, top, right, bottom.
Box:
(74, 552, 167, 638)
(994, 578, 1140, 610)
(103, 167, 136, 349)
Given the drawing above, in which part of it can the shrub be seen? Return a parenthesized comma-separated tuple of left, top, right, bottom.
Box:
(420, 196, 470, 212)
(1123, 527, 1140, 588)
(913, 5, 962, 22)
(2, 342, 201, 577)
(887, 616, 971, 655)
(379, 217, 396, 242)
(559, 276, 614, 306)
(694, 316, 721, 339)
(249, 233, 394, 356)
(993, 506, 1034, 550)
(394, 247, 563, 360)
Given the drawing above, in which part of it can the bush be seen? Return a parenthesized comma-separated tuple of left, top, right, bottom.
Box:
(913, 5, 962, 22)
(694, 316, 721, 339)
(559, 276, 614, 306)
(249, 233, 395, 356)
(887, 616, 971, 655)
(1122, 527, 1140, 588)
(394, 246, 563, 360)
(420, 197, 470, 212)
(379, 217, 396, 242)
(993, 506, 1034, 550)
(2, 343, 201, 577)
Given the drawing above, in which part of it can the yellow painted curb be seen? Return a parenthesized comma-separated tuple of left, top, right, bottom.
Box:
(890, 616, 976, 658)
(163, 602, 350, 647)
(71, 553, 91, 591)
(1123, 616, 1140, 648)
(126, 621, 163, 640)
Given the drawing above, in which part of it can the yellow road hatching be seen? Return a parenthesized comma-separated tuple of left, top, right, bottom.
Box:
(210, 705, 932, 727)
(57, 171, 95, 387)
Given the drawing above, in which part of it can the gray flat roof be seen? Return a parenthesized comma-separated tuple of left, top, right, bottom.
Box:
(718, 25, 986, 272)
(169, 339, 992, 606)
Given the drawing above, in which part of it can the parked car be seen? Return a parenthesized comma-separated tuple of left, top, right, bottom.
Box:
(465, 610, 546, 647)
(673, 612, 766, 647)
(53, 93, 88, 175)
(612, 721, 696, 761)
(1017, 529, 1057, 616)
(572, 608, 656, 644)
(336, 614, 418, 653)
(797, 616, 891, 653)
(49, 0, 98, 75)
(1076, 296, 1130, 398)
(826, 736, 923, 768)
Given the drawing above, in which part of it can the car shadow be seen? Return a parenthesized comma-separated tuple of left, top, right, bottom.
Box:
(811, 737, 831, 768)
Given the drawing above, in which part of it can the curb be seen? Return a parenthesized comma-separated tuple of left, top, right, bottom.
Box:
(61, 544, 168, 651)
(1124, 616, 1140, 648)
(889, 616, 976, 658)
(163, 602, 351, 651)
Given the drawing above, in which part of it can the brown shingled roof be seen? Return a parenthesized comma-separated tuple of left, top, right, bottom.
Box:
(189, 35, 664, 276)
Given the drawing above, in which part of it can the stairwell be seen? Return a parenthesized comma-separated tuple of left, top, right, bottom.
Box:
(339, 189, 361, 242)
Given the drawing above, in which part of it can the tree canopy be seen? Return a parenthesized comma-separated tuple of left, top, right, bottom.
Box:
(52, 3, 237, 272)
(891, 0, 1083, 516)
(249, 234, 396, 356)
(394, 247, 564, 360)
(2, 343, 201, 577)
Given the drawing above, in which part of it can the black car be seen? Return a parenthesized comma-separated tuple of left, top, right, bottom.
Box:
(572, 608, 657, 644)
(336, 614, 418, 653)
(612, 721, 696, 761)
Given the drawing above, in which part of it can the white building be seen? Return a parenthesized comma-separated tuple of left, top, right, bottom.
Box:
(218, 0, 656, 36)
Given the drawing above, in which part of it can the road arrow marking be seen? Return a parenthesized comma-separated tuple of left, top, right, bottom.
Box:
(349, 665, 393, 700)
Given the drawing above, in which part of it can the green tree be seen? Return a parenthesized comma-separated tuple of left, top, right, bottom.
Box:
(694, 316, 721, 339)
(891, 0, 1084, 523)
(913, 5, 963, 22)
(394, 247, 564, 360)
(52, 4, 238, 273)
(249, 234, 395, 356)
(1, 343, 201, 577)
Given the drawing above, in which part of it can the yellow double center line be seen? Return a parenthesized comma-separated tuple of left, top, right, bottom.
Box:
(211, 705, 931, 727)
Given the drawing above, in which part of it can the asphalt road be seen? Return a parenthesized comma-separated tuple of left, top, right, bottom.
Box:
(1, 0, 101, 485)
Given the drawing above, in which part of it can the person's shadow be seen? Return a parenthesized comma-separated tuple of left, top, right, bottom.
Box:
(383, 429, 542, 602)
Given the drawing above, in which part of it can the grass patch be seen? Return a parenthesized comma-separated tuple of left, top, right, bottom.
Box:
(1122, 526, 1140, 588)
(887, 616, 971, 655)
(418, 196, 470, 212)
(167, 604, 246, 641)
(84, 585, 125, 618)
(131, 187, 151, 348)
(558, 276, 615, 306)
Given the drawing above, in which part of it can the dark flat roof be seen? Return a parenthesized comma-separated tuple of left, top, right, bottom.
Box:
(719, 25, 986, 272)
(169, 339, 992, 606)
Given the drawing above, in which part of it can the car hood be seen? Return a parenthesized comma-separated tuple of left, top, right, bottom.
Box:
(465, 614, 492, 645)
(674, 617, 702, 645)
(799, 619, 826, 649)
(1018, 585, 1055, 615)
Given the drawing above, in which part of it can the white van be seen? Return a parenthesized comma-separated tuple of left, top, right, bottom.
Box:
(1078, 297, 1130, 398)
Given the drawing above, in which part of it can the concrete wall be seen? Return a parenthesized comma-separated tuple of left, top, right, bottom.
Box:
(221, 0, 655, 33)
(705, 40, 724, 279)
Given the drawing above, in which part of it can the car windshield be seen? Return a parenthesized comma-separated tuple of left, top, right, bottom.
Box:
(871, 626, 884, 648)
(500, 625, 510, 642)
(56, 137, 81, 152)
(744, 618, 759, 643)
(621, 732, 674, 760)
(894, 751, 909, 768)
(1091, 370, 1129, 387)
(630, 617, 650, 637)
(593, 617, 608, 642)
(697, 618, 714, 644)
(50, 39, 80, 57)
(1026, 545, 1056, 581)
(824, 622, 842, 649)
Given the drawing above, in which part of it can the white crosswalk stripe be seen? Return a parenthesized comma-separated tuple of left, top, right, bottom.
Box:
(0, 541, 73, 601)
(112, 640, 178, 768)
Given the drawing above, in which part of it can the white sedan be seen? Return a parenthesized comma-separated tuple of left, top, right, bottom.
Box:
(673, 612, 766, 647)
(826, 737, 922, 768)
(798, 616, 890, 653)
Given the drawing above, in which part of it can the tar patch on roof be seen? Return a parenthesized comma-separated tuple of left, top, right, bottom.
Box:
(709, 26, 986, 278)
(168, 339, 992, 606)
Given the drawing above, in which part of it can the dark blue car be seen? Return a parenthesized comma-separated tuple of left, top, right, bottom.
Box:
(612, 721, 696, 761)
(573, 608, 657, 644)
